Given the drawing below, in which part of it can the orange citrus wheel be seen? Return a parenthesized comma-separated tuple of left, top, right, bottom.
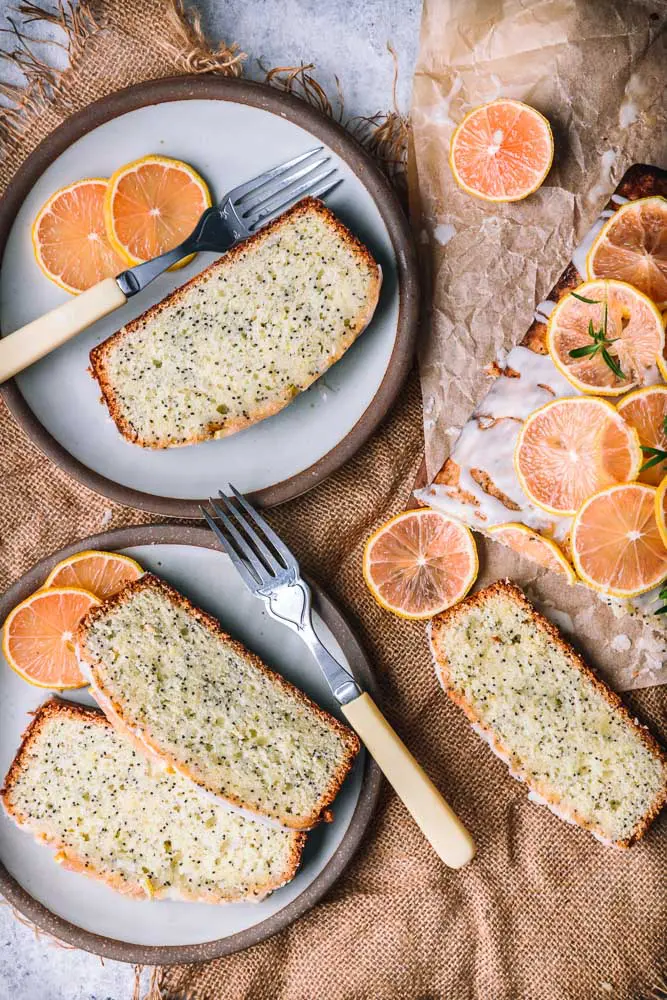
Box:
(2, 587, 100, 689)
(363, 509, 478, 620)
(586, 196, 667, 309)
(547, 279, 665, 396)
(571, 483, 667, 597)
(655, 476, 667, 549)
(43, 550, 143, 600)
(486, 523, 577, 584)
(104, 155, 211, 268)
(449, 99, 553, 203)
(616, 385, 667, 487)
(32, 178, 126, 294)
(514, 396, 641, 516)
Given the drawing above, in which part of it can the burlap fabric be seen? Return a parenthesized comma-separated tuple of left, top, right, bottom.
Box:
(0, 4, 664, 999)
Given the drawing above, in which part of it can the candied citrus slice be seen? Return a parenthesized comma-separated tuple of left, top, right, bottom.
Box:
(2, 587, 100, 689)
(43, 550, 143, 600)
(616, 385, 667, 487)
(104, 155, 211, 268)
(449, 99, 553, 203)
(487, 523, 576, 583)
(363, 509, 478, 620)
(655, 476, 667, 549)
(571, 483, 667, 597)
(514, 396, 641, 516)
(32, 178, 126, 294)
(587, 196, 667, 309)
(547, 279, 665, 395)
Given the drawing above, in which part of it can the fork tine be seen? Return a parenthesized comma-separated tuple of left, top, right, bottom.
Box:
(238, 157, 330, 217)
(200, 506, 262, 589)
(227, 484, 298, 569)
(225, 146, 323, 204)
(247, 168, 339, 231)
(305, 176, 344, 202)
(208, 498, 274, 584)
(216, 491, 284, 571)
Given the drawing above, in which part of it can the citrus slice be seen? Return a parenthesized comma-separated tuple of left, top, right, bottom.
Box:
(363, 509, 478, 620)
(487, 523, 577, 584)
(449, 99, 553, 203)
(655, 476, 667, 549)
(104, 155, 211, 268)
(616, 385, 667, 487)
(2, 587, 100, 689)
(586, 196, 667, 309)
(547, 279, 665, 395)
(514, 396, 641, 516)
(43, 550, 143, 600)
(571, 483, 667, 597)
(32, 179, 126, 294)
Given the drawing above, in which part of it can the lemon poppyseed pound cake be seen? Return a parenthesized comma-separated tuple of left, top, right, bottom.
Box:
(429, 581, 667, 847)
(76, 574, 361, 830)
(1, 700, 305, 902)
(89, 197, 381, 448)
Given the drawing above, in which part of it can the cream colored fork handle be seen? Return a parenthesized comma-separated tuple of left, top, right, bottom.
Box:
(342, 692, 475, 869)
(0, 278, 127, 383)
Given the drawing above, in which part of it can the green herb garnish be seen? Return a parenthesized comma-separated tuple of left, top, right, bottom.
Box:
(568, 293, 625, 380)
(655, 582, 667, 616)
(640, 415, 667, 473)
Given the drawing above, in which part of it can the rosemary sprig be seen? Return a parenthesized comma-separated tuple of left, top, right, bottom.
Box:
(568, 293, 625, 380)
(655, 582, 667, 616)
(640, 415, 667, 473)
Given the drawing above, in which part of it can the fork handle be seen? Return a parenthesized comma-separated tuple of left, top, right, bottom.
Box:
(342, 692, 475, 869)
(0, 277, 127, 383)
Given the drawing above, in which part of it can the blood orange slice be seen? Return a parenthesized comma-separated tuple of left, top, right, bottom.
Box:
(616, 385, 667, 487)
(514, 396, 641, 516)
(2, 587, 100, 689)
(571, 483, 667, 597)
(43, 550, 143, 601)
(449, 99, 553, 203)
(363, 509, 478, 619)
(487, 523, 576, 583)
(587, 196, 667, 309)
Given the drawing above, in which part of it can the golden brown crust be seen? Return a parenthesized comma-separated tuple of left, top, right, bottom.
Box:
(1, 698, 306, 902)
(429, 580, 667, 847)
(89, 197, 381, 449)
(76, 573, 361, 830)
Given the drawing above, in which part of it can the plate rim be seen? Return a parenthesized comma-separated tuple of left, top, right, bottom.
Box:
(0, 74, 418, 515)
(0, 523, 382, 965)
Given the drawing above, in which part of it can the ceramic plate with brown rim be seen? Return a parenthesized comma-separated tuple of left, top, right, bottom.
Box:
(0, 525, 381, 964)
(0, 76, 417, 516)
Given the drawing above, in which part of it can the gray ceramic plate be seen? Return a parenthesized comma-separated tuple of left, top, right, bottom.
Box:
(0, 76, 418, 515)
(0, 525, 381, 964)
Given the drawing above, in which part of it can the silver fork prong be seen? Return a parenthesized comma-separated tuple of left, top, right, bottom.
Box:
(247, 168, 339, 231)
(225, 146, 323, 205)
(208, 498, 273, 584)
(306, 176, 344, 202)
(200, 506, 263, 589)
(238, 157, 330, 218)
(227, 483, 298, 569)
(215, 490, 284, 572)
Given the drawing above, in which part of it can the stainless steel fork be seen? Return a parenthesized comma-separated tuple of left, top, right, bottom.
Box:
(202, 485, 476, 870)
(0, 147, 341, 383)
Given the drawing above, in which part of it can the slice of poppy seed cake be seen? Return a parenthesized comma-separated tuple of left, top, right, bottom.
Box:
(89, 197, 381, 448)
(428, 580, 667, 847)
(76, 574, 361, 830)
(1, 700, 305, 903)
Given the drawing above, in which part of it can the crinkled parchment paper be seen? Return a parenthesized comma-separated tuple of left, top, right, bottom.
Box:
(409, 0, 667, 689)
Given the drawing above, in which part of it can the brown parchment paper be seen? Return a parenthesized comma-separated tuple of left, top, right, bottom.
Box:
(410, 0, 667, 691)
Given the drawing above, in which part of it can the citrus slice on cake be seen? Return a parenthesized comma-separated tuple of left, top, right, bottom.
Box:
(32, 178, 126, 293)
(655, 476, 667, 549)
(104, 155, 211, 268)
(514, 396, 641, 516)
(547, 279, 664, 395)
(449, 99, 553, 203)
(2, 587, 100, 689)
(571, 483, 667, 597)
(363, 509, 478, 619)
(586, 196, 667, 309)
(616, 385, 667, 487)
(487, 523, 577, 583)
(43, 550, 143, 601)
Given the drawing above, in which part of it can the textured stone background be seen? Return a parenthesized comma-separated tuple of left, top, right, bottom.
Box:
(0, 1, 420, 997)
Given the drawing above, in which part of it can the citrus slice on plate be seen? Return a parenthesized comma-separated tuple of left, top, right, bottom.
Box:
(363, 509, 478, 620)
(616, 385, 667, 487)
(571, 483, 667, 597)
(449, 99, 553, 203)
(2, 587, 100, 689)
(514, 396, 641, 516)
(32, 178, 126, 294)
(547, 279, 665, 395)
(487, 523, 577, 583)
(43, 550, 143, 600)
(586, 196, 667, 309)
(104, 155, 211, 268)
(655, 476, 667, 549)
